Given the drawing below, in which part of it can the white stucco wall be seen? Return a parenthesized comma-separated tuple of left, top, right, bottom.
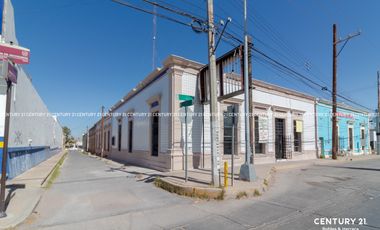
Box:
(253, 88, 316, 153)
(111, 72, 170, 153)
(192, 82, 316, 157)
(0, 67, 63, 149)
(0, 0, 63, 149)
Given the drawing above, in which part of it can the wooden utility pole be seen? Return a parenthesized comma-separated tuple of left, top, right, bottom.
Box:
(101, 106, 105, 158)
(378, 71, 380, 113)
(331, 24, 360, 159)
(377, 71, 380, 155)
(332, 24, 338, 160)
(86, 126, 89, 152)
(207, 0, 220, 187)
(0, 80, 12, 218)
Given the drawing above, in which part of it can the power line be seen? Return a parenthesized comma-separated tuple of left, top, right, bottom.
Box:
(112, 0, 372, 111)
(152, 4, 157, 70)
(220, 28, 372, 111)
(112, 0, 193, 27)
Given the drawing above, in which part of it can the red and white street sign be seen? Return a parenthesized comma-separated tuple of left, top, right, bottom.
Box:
(0, 42, 30, 64)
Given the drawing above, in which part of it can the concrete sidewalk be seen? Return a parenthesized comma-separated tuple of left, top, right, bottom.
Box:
(87, 153, 281, 200)
(0, 150, 66, 229)
(89, 154, 279, 200)
(155, 164, 276, 200)
(91, 152, 380, 201)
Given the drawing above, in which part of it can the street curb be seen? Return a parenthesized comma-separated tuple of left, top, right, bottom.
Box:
(40, 151, 68, 187)
(1, 151, 67, 229)
(226, 166, 277, 200)
(154, 166, 277, 201)
(3, 193, 42, 230)
(84, 152, 279, 201)
(154, 177, 225, 200)
(83, 152, 226, 201)
(262, 166, 276, 192)
(333, 154, 380, 162)
(83, 152, 125, 168)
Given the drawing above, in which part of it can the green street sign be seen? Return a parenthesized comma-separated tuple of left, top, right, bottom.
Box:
(178, 94, 194, 101)
(180, 100, 193, 108)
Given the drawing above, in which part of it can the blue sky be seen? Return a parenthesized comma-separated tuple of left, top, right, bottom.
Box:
(12, 0, 380, 138)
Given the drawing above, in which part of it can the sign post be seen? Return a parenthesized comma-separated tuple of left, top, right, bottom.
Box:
(178, 94, 194, 182)
(0, 60, 18, 218)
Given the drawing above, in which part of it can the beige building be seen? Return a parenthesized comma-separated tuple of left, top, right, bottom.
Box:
(88, 115, 112, 157)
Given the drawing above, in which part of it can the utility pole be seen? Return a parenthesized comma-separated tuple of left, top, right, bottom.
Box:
(377, 71, 380, 155)
(239, 0, 256, 181)
(332, 24, 338, 160)
(101, 106, 104, 158)
(0, 80, 12, 218)
(331, 24, 360, 160)
(207, 0, 220, 187)
(86, 126, 89, 152)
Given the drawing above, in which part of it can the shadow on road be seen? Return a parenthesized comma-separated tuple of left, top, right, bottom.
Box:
(315, 164, 380, 172)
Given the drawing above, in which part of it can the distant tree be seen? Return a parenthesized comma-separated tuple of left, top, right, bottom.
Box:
(63, 126, 75, 147)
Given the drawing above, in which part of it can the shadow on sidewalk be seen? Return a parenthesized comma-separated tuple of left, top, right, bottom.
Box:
(107, 166, 212, 186)
(5, 184, 25, 211)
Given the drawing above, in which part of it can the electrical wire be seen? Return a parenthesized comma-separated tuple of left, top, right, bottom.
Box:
(112, 0, 373, 112)
(112, 0, 193, 27)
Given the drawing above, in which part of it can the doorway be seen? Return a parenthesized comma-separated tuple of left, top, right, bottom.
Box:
(348, 127, 353, 151)
(223, 105, 237, 155)
(117, 123, 122, 152)
(361, 128, 365, 152)
(151, 113, 159, 156)
(275, 118, 286, 159)
(128, 120, 133, 153)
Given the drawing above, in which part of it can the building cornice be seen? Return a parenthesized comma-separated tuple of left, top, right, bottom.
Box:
(317, 99, 369, 114)
(109, 55, 203, 113)
(253, 79, 315, 101)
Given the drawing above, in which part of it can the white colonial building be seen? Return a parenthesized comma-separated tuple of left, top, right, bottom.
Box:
(90, 55, 317, 171)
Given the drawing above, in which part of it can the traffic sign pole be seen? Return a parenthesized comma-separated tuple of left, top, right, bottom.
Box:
(231, 105, 235, 187)
(185, 106, 188, 182)
(0, 80, 12, 218)
(178, 94, 193, 183)
(0, 45, 25, 218)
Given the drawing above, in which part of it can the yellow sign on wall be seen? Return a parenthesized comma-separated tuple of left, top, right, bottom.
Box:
(296, 120, 303, 133)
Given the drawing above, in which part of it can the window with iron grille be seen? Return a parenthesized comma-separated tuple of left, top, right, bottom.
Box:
(255, 116, 265, 154)
(294, 120, 302, 152)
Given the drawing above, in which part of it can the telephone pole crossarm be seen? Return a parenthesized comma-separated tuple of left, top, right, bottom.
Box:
(213, 17, 232, 54)
(335, 31, 361, 45)
(335, 31, 361, 57)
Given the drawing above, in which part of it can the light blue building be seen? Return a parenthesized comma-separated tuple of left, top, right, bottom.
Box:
(317, 99, 370, 157)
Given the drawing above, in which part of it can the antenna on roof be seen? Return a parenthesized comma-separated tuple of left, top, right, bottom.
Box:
(152, 4, 157, 70)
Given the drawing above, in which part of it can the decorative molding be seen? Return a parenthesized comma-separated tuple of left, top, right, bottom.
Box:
(146, 94, 162, 107)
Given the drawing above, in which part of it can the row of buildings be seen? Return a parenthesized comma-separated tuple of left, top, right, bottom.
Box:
(83, 54, 372, 172)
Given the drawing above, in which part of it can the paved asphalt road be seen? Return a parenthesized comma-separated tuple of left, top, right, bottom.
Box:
(19, 151, 380, 230)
